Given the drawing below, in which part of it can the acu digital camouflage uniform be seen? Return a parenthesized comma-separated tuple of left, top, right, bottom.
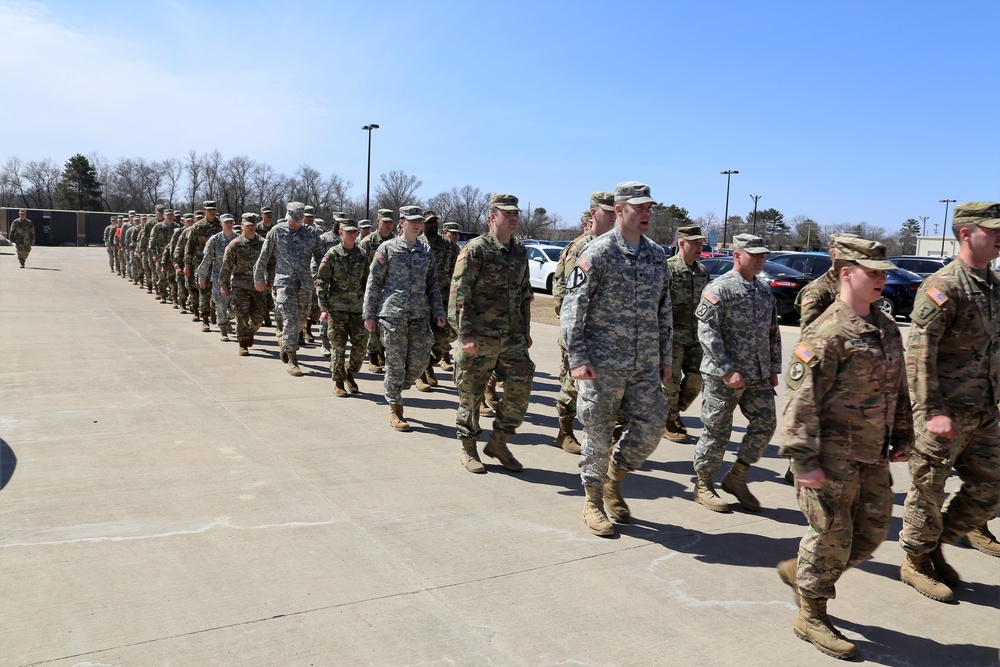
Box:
(899, 203, 1000, 595)
(185, 205, 223, 324)
(8, 213, 34, 267)
(316, 231, 369, 383)
(553, 227, 596, 421)
(197, 225, 239, 334)
(220, 223, 266, 352)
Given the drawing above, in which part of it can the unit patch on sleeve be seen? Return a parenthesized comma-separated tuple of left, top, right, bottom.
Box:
(567, 266, 587, 290)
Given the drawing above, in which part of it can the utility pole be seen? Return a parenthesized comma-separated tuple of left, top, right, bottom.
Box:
(720, 170, 738, 247)
(749, 194, 762, 236)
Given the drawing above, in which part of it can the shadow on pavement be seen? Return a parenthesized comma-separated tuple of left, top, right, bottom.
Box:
(0, 439, 16, 491)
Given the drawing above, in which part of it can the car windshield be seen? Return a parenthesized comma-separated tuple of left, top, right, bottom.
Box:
(541, 247, 561, 261)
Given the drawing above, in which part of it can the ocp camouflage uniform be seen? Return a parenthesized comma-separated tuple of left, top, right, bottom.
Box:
(104, 222, 116, 270)
(162, 225, 184, 307)
(796, 270, 839, 328)
(185, 217, 223, 322)
(148, 219, 176, 301)
(552, 230, 595, 418)
(695, 268, 782, 474)
(561, 227, 672, 488)
(662, 251, 709, 427)
(8, 215, 34, 267)
(781, 299, 912, 600)
(359, 230, 395, 364)
(117, 220, 132, 276)
(197, 229, 239, 328)
(174, 224, 199, 314)
(900, 256, 1000, 555)
(423, 231, 458, 363)
(363, 237, 444, 403)
(138, 217, 158, 290)
(125, 223, 140, 280)
(316, 243, 369, 380)
(450, 233, 534, 440)
(219, 233, 266, 347)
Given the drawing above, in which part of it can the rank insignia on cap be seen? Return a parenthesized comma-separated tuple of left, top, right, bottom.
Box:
(794, 343, 816, 363)
(801, 295, 814, 305)
(926, 286, 948, 306)
(578, 256, 592, 272)
(376, 252, 386, 265)
(704, 292, 720, 304)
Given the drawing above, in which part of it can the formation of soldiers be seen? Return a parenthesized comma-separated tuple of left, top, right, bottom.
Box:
(101, 193, 1000, 660)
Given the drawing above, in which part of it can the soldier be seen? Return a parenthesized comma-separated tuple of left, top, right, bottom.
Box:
(220, 213, 267, 356)
(117, 212, 134, 277)
(317, 219, 369, 396)
(148, 209, 177, 303)
(197, 214, 239, 340)
(163, 214, 192, 309)
(316, 215, 344, 356)
(256, 206, 276, 327)
(662, 225, 710, 442)
(442, 221, 460, 246)
(358, 219, 373, 240)
(139, 206, 163, 293)
(103, 216, 118, 271)
(184, 201, 222, 332)
(8, 209, 34, 268)
(796, 234, 858, 328)
(362, 206, 445, 430)
(253, 201, 324, 376)
(561, 182, 672, 536)
(899, 201, 1000, 602)
(173, 214, 199, 317)
(359, 209, 396, 372)
(450, 193, 534, 473)
(777, 238, 911, 659)
(418, 210, 458, 390)
(693, 233, 781, 513)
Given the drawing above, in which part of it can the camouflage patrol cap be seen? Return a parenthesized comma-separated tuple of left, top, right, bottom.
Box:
(241, 212, 259, 224)
(154, 203, 165, 212)
(173, 209, 182, 216)
(614, 182, 656, 205)
(182, 213, 194, 220)
(220, 213, 235, 222)
(261, 206, 273, 214)
(359, 219, 373, 229)
(303, 205, 315, 216)
(582, 210, 593, 224)
(399, 205, 424, 221)
(164, 209, 175, 216)
(591, 191, 615, 211)
(490, 193, 519, 211)
(377, 208, 394, 222)
(331, 211, 347, 220)
(443, 221, 461, 232)
(203, 200, 217, 209)
(953, 201, 1000, 230)
(339, 219, 359, 231)
(423, 210, 440, 222)
(677, 225, 706, 241)
(18, 208, 26, 214)
(834, 237, 896, 270)
(732, 233, 769, 254)
(128, 210, 136, 215)
(286, 201, 305, 221)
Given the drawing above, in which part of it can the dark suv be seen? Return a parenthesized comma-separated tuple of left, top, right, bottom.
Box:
(886, 255, 952, 278)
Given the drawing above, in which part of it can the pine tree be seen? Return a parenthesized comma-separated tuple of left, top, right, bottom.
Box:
(55, 154, 103, 210)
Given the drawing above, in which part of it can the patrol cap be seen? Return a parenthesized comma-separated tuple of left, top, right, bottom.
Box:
(286, 201, 305, 221)
(339, 219, 359, 231)
(173, 209, 182, 216)
(164, 209, 175, 216)
(182, 213, 195, 220)
(203, 200, 217, 209)
(732, 233, 769, 254)
(377, 208, 394, 222)
(399, 205, 424, 221)
(677, 225, 706, 241)
(582, 210, 593, 224)
(614, 182, 656, 205)
(241, 212, 259, 224)
(953, 201, 1000, 230)
(834, 237, 896, 270)
(490, 193, 519, 211)
(303, 205, 315, 216)
(261, 206, 273, 214)
(154, 203, 165, 212)
(128, 210, 136, 215)
(313, 218, 324, 226)
(18, 208, 26, 213)
(220, 213, 235, 222)
(423, 210, 440, 222)
(359, 219, 373, 229)
(443, 221, 461, 232)
(331, 211, 347, 220)
(591, 191, 615, 211)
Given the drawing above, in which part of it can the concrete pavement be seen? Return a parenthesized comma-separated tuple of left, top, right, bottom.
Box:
(1, 245, 997, 666)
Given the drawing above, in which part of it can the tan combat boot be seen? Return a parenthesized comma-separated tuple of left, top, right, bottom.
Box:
(345, 373, 359, 394)
(334, 380, 348, 397)
(603, 463, 631, 523)
(303, 324, 314, 344)
(900, 553, 954, 602)
(278, 332, 288, 363)
(776, 558, 801, 608)
(460, 438, 486, 474)
(439, 352, 454, 372)
(966, 524, 1000, 557)
(694, 472, 730, 512)
(663, 417, 688, 443)
(220, 323, 231, 342)
(584, 485, 614, 536)
(238, 338, 249, 356)
(369, 352, 383, 373)
(483, 430, 522, 471)
(201, 315, 211, 333)
(389, 404, 411, 432)
(720, 459, 761, 512)
(556, 414, 582, 454)
(794, 597, 857, 659)
(425, 364, 438, 387)
(415, 371, 433, 392)
(485, 378, 501, 409)
(929, 543, 960, 586)
(479, 398, 496, 418)
(286, 351, 304, 377)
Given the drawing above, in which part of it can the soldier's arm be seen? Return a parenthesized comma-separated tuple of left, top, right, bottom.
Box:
(657, 254, 674, 369)
(315, 252, 333, 312)
(696, 287, 732, 375)
(779, 336, 835, 475)
(425, 255, 445, 320)
(769, 296, 783, 376)
(560, 250, 600, 370)
(219, 243, 236, 293)
(362, 250, 388, 320)
(196, 241, 214, 283)
(449, 246, 476, 337)
(253, 234, 274, 286)
(892, 359, 915, 456)
(519, 253, 532, 339)
(551, 246, 571, 315)
(184, 231, 197, 269)
(906, 283, 957, 417)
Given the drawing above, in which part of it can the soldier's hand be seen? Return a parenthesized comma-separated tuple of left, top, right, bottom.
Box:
(198, 280, 206, 289)
(254, 283, 266, 292)
(525, 333, 533, 349)
(221, 288, 230, 298)
(796, 468, 826, 489)
(770, 372, 779, 387)
(889, 448, 909, 463)
(660, 364, 672, 383)
(926, 414, 958, 439)
(320, 311, 330, 323)
(183, 267, 190, 277)
(436, 316, 446, 328)
(723, 371, 745, 388)
(364, 319, 377, 332)
(461, 335, 479, 354)
(571, 364, 596, 380)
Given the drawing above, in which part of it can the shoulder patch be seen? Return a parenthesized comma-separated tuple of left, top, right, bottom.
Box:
(788, 361, 806, 381)
(578, 256, 593, 272)
(376, 252, 386, 265)
(567, 266, 587, 290)
(926, 286, 948, 306)
(794, 343, 817, 365)
(801, 295, 814, 306)
(696, 303, 709, 318)
(704, 291, 720, 304)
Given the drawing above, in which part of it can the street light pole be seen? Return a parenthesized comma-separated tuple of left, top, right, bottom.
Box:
(720, 170, 739, 247)
(362, 124, 380, 220)
(938, 198, 956, 256)
(749, 194, 762, 236)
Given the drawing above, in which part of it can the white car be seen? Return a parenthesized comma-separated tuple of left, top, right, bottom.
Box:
(527, 244, 562, 292)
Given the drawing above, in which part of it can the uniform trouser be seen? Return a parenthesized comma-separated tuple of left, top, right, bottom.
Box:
(694, 375, 776, 475)
(211, 281, 231, 326)
(143, 254, 153, 287)
(165, 270, 177, 303)
(368, 328, 384, 360)
(430, 299, 455, 362)
(307, 291, 321, 330)
(555, 336, 578, 418)
(116, 248, 125, 274)
(900, 407, 1000, 556)
(329, 311, 367, 380)
(662, 341, 703, 422)
(264, 289, 275, 322)
(455, 334, 534, 440)
(379, 317, 433, 404)
(185, 275, 198, 311)
(578, 367, 666, 488)
(796, 456, 892, 600)
(107, 247, 115, 269)
(198, 279, 214, 319)
(230, 287, 265, 342)
(15, 243, 30, 264)
(275, 283, 312, 353)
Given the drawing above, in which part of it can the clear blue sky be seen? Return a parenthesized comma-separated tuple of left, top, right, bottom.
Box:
(2, 0, 997, 231)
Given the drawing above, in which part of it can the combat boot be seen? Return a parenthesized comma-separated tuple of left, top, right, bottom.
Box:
(929, 543, 960, 587)
(369, 352, 383, 373)
(794, 597, 857, 659)
(286, 351, 304, 377)
(556, 415, 582, 454)
(966, 524, 1000, 557)
(298, 331, 306, 346)
(694, 472, 730, 512)
(278, 332, 288, 363)
(425, 364, 438, 387)
(415, 372, 433, 392)
(263, 313, 272, 327)
(345, 373, 359, 394)
(720, 459, 761, 511)
(238, 342, 249, 356)
(584, 485, 614, 536)
(900, 553, 954, 602)
(210, 309, 216, 325)
(201, 315, 211, 333)
(603, 463, 631, 523)
(485, 378, 501, 409)
(483, 430, 522, 471)
(333, 380, 348, 397)
(480, 399, 496, 418)
(220, 324, 231, 342)
(776, 558, 801, 608)
(439, 352, 454, 372)
(460, 438, 486, 474)
(389, 404, 411, 432)
(663, 417, 688, 443)
(303, 324, 315, 344)
(322, 338, 331, 357)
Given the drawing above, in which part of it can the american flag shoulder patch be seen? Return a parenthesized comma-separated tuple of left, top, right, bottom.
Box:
(376, 252, 386, 265)
(704, 291, 720, 304)
(926, 286, 948, 306)
(801, 295, 814, 306)
(578, 256, 592, 272)
(794, 343, 816, 364)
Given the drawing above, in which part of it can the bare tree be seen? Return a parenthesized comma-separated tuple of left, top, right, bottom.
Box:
(22, 158, 60, 208)
(427, 184, 489, 232)
(249, 162, 286, 214)
(374, 170, 422, 215)
(517, 204, 556, 239)
(201, 150, 224, 201)
(185, 150, 205, 209)
(160, 158, 183, 207)
(321, 173, 353, 214)
(0, 156, 25, 206)
(219, 155, 255, 215)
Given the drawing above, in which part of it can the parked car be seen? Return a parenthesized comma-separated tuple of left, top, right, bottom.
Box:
(699, 257, 808, 322)
(768, 252, 832, 281)
(887, 255, 952, 278)
(876, 267, 922, 319)
(526, 244, 563, 292)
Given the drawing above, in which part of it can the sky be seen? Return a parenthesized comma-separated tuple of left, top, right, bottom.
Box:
(1, 0, 998, 232)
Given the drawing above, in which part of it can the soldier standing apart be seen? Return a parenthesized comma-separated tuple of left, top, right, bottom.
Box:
(197, 214, 239, 341)
(253, 201, 325, 376)
(9, 209, 35, 268)
(777, 238, 912, 660)
(359, 209, 396, 372)
(184, 201, 222, 332)
(561, 182, 672, 536)
(104, 217, 117, 271)
(450, 193, 535, 474)
(899, 201, 1000, 602)
(419, 210, 458, 390)
(219, 213, 266, 356)
(662, 225, 710, 442)
(316, 219, 369, 396)
(363, 206, 445, 431)
(693, 234, 781, 513)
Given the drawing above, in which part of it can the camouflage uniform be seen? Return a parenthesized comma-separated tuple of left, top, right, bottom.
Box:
(363, 236, 444, 403)
(781, 299, 913, 600)
(662, 247, 709, 428)
(8, 215, 34, 267)
(552, 230, 596, 418)
(796, 270, 839, 328)
(117, 219, 132, 276)
(219, 233, 266, 347)
(148, 218, 176, 301)
(422, 230, 458, 364)
(185, 215, 223, 321)
(138, 216, 158, 289)
(174, 224, 199, 314)
(197, 228, 239, 328)
(125, 223, 140, 279)
(561, 226, 672, 488)
(316, 242, 369, 380)
(358, 228, 395, 364)
(104, 222, 116, 270)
